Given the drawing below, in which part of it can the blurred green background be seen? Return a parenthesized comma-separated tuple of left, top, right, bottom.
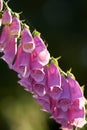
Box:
(0, 0, 87, 130)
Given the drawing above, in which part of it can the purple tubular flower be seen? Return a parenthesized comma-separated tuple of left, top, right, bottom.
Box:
(0, 25, 10, 52)
(53, 107, 69, 126)
(58, 76, 71, 112)
(30, 60, 45, 82)
(0, 0, 3, 11)
(68, 76, 83, 101)
(63, 76, 86, 129)
(53, 107, 74, 130)
(69, 105, 86, 128)
(12, 44, 31, 78)
(68, 95, 86, 128)
(18, 77, 33, 93)
(47, 62, 62, 99)
(1, 36, 17, 68)
(51, 75, 86, 129)
(10, 16, 21, 37)
(30, 51, 45, 82)
(21, 28, 35, 53)
(2, 9, 12, 25)
(34, 94, 51, 113)
(34, 35, 50, 66)
(33, 76, 46, 96)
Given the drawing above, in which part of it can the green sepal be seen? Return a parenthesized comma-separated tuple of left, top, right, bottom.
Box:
(67, 68, 75, 79)
(81, 85, 85, 93)
(51, 57, 59, 67)
(59, 67, 67, 77)
(21, 23, 29, 30)
(3, 0, 20, 19)
(32, 29, 41, 37)
(47, 56, 60, 69)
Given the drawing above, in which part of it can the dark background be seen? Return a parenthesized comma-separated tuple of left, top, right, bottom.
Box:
(0, 0, 87, 130)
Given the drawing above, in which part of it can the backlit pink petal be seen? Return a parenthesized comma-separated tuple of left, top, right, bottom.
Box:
(53, 108, 69, 127)
(71, 97, 85, 110)
(54, 108, 68, 120)
(10, 16, 21, 37)
(18, 77, 33, 93)
(2, 9, 12, 25)
(69, 106, 85, 123)
(31, 68, 45, 82)
(12, 44, 31, 78)
(61, 125, 73, 130)
(34, 35, 46, 52)
(21, 28, 35, 53)
(1, 36, 17, 68)
(33, 76, 46, 96)
(38, 48, 50, 66)
(49, 87, 62, 100)
(58, 76, 71, 111)
(68, 76, 83, 101)
(73, 118, 86, 128)
(34, 35, 50, 66)
(31, 51, 45, 82)
(68, 96, 86, 128)
(0, 25, 10, 52)
(47, 62, 62, 99)
(79, 97, 85, 109)
(47, 62, 61, 89)
(50, 98, 57, 114)
(34, 94, 51, 113)
(58, 99, 71, 112)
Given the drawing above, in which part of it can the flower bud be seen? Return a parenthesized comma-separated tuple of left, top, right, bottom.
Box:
(30, 59, 45, 82)
(47, 62, 62, 99)
(2, 9, 12, 25)
(0, 0, 3, 11)
(34, 35, 50, 66)
(10, 16, 21, 37)
(21, 28, 35, 53)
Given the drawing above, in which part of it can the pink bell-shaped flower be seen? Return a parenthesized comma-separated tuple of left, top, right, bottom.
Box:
(10, 16, 21, 37)
(21, 28, 35, 53)
(33, 76, 46, 96)
(69, 104, 86, 128)
(18, 76, 33, 93)
(53, 107, 72, 129)
(68, 76, 83, 102)
(30, 51, 45, 82)
(34, 35, 50, 66)
(58, 75, 71, 112)
(34, 94, 51, 113)
(47, 62, 62, 99)
(2, 9, 12, 25)
(1, 36, 17, 69)
(12, 44, 31, 78)
(0, 25, 10, 52)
